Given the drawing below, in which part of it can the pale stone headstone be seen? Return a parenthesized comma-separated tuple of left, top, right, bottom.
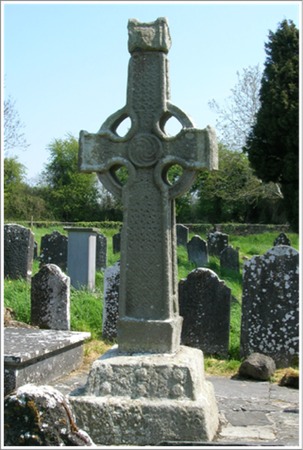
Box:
(102, 261, 120, 341)
(112, 232, 121, 254)
(179, 268, 231, 357)
(65, 227, 98, 290)
(220, 245, 240, 273)
(72, 17, 219, 445)
(96, 232, 107, 270)
(4, 223, 34, 282)
(176, 224, 189, 246)
(39, 231, 68, 271)
(207, 231, 228, 257)
(274, 232, 291, 247)
(240, 246, 299, 368)
(187, 235, 208, 266)
(31, 264, 70, 330)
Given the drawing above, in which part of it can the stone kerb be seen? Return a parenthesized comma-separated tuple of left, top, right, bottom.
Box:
(240, 245, 299, 368)
(4, 223, 35, 282)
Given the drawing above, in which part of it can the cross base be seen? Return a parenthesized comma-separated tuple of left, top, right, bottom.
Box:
(117, 316, 183, 353)
(69, 345, 219, 445)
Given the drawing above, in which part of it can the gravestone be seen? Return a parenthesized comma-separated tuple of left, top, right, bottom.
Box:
(102, 261, 120, 340)
(274, 232, 291, 247)
(240, 245, 299, 368)
(72, 17, 219, 445)
(96, 232, 107, 270)
(112, 232, 121, 254)
(187, 235, 208, 266)
(220, 245, 240, 273)
(39, 231, 68, 271)
(176, 223, 189, 246)
(34, 241, 38, 259)
(4, 223, 34, 281)
(207, 231, 228, 256)
(65, 227, 98, 290)
(179, 268, 231, 357)
(31, 264, 70, 330)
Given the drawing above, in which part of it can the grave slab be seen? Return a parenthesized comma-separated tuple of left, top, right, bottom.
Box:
(4, 328, 90, 396)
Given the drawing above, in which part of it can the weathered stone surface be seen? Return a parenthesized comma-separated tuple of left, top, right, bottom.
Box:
(187, 235, 208, 266)
(79, 17, 218, 354)
(39, 231, 68, 271)
(274, 232, 291, 247)
(4, 384, 95, 446)
(240, 246, 299, 368)
(96, 232, 107, 270)
(207, 231, 228, 257)
(179, 268, 231, 357)
(102, 261, 120, 340)
(4, 328, 90, 396)
(220, 245, 240, 273)
(239, 353, 276, 381)
(65, 227, 98, 290)
(76, 16, 219, 445)
(4, 223, 34, 281)
(31, 264, 70, 330)
(176, 224, 189, 247)
(70, 346, 219, 445)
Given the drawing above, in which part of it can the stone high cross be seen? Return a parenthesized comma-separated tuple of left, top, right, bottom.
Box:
(79, 18, 218, 353)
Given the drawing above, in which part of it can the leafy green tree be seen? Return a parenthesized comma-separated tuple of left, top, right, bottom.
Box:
(244, 20, 299, 231)
(41, 134, 102, 221)
(4, 157, 49, 220)
(194, 144, 283, 224)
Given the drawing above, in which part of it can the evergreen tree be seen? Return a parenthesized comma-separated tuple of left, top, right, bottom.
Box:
(244, 20, 299, 230)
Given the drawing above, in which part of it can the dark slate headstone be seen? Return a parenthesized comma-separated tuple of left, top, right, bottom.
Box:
(34, 241, 38, 259)
(102, 261, 120, 341)
(240, 245, 299, 368)
(187, 235, 208, 267)
(220, 245, 240, 273)
(207, 231, 228, 257)
(176, 224, 189, 246)
(39, 231, 68, 271)
(31, 264, 70, 330)
(4, 223, 34, 281)
(179, 268, 231, 357)
(274, 232, 291, 247)
(96, 232, 107, 270)
(4, 384, 95, 446)
(112, 232, 121, 254)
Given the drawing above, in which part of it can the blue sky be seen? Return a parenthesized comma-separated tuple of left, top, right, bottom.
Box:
(2, 1, 301, 183)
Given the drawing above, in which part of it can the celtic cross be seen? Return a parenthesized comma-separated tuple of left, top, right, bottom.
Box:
(79, 18, 218, 353)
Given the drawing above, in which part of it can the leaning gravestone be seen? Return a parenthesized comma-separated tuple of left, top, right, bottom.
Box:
(207, 231, 228, 256)
(39, 231, 68, 271)
(71, 17, 219, 445)
(274, 232, 291, 247)
(4, 223, 34, 281)
(102, 261, 120, 341)
(220, 245, 240, 273)
(31, 264, 70, 330)
(96, 232, 107, 270)
(187, 235, 208, 267)
(179, 268, 231, 357)
(176, 223, 189, 246)
(240, 245, 299, 368)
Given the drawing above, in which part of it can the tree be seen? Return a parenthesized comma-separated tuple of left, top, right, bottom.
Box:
(208, 65, 262, 151)
(4, 96, 29, 154)
(244, 20, 299, 231)
(41, 134, 102, 221)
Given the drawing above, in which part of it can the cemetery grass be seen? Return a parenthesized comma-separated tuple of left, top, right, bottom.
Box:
(4, 228, 299, 378)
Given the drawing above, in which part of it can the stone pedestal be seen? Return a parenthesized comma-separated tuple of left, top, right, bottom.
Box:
(69, 345, 219, 445)
(65, 227, 98, 290)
